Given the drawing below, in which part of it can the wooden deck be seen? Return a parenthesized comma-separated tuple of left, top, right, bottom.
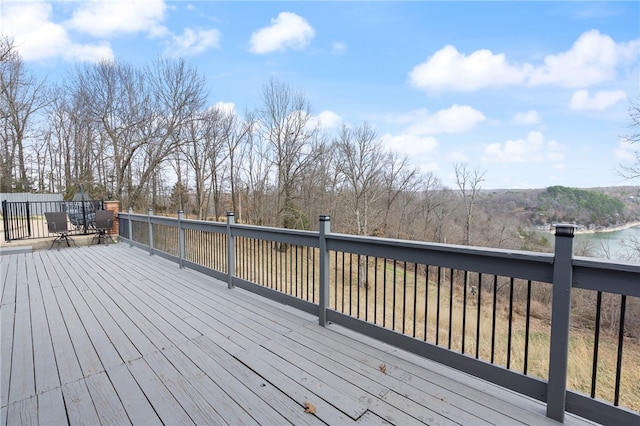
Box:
(1, 244, 595, 425)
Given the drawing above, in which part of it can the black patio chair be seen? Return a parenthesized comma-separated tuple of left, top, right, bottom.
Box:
(44, 212, 76, 250)
(92, 210, 116, 245)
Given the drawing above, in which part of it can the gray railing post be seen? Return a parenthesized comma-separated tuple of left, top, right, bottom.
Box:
(547, 223, 576, 422)
(178, 210, 185, 268)
(128, 207, 133, 247)
(319, 215, 331, 326)
(148, 208, 154, 255)
(226, 211, 235, 289)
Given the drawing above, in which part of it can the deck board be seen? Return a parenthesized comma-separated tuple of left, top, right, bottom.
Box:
(1, 245, 597, 425)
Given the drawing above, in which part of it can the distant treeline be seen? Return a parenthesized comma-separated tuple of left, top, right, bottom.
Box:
(537, 186, 627, 227)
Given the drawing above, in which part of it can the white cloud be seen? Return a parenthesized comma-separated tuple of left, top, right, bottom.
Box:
(249, 12, 315, 54)
(409, 30, 639, 93)
(406, 105, 486, 135)
(63, 42, 114, 63)
(482, 131, 564, 164)
(615, 139, 638, 162)
(380, 133, 438, 158)
(1, 2, 113, 62)
(409, 45, 528, 92)
(511, 110, 541, 125)
(448, 151, 470, 163)
(214, 102, 236, 115)
(311, 110, 342, 129)
(163, 28, 220, 57)
(570, 89, 627, 111)
(528, 30, 639, 88)
(66, 0, 168, 38)
(332, 41, 347, 55)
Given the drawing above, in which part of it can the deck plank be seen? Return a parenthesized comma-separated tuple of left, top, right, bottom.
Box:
(142, 350, 227, 425)
(35, 256, 85, 387)
(5, 396, 37, 425)
(62, 379, 100, 425)
(0, 245, 599, 426)
(105, 362, 162, 425)
(190, 335, 325, 426)
(29, 284, 62, 395)
(0, 301, 15, 413)
(84, 371, 131, 425)
(37, 388, 68, 425)
(126, 357, 195, 425)
(175, 338, 293, 425)
(262, 334, 460, 425)
(8, 280, 35, 405)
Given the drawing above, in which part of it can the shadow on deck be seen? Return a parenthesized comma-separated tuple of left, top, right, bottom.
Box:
(1, 244, 594, 425)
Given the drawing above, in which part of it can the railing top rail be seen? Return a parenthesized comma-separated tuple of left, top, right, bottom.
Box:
(326, 231, 555, 282)
(327, 231, 554, 262)
(573, 255, 640, 297)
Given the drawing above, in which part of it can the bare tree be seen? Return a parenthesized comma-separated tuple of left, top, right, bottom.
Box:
(226, 111, 254, 220)
(0, 36, 48, 192)
(258, 78, 319, 229)
(241, 128, 272, 225)
(618, 97, 640, 180)
(70, 58, 206, 208)
(416, 172, 449, 241)
(381, 151, 420, 238)
(455, 163, 486, 245)
(334, 123, 387, 237)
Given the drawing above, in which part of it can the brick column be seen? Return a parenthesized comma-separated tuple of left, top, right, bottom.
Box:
(104, 200, 120, 237)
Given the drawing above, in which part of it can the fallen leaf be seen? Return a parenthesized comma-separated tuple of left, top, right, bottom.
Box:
(304, 401, 316, 414)
(379, 364, 386, 374)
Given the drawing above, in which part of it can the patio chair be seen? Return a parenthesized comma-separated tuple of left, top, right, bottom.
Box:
(92, 210, 116, 245)
(44, 212, 76, 250)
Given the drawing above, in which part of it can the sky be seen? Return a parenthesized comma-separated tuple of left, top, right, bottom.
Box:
(2, 0, 639, 190)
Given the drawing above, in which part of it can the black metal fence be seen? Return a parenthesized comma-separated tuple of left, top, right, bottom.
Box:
(2, 199, 104, 242)
(119, 209, 640, 425)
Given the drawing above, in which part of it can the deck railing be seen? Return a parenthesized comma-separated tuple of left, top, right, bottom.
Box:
(118, 210, 640, 425)
(2, 199, 104, 241)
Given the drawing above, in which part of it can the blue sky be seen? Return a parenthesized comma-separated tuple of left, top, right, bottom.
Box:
(2, 1, 639, 189)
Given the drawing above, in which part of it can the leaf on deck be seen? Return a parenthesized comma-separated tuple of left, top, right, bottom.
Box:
(304, 401, 316, 414)
(379, 363, 386, 374)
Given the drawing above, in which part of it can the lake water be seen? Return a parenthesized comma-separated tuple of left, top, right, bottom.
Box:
(573, 225, 640, 262)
